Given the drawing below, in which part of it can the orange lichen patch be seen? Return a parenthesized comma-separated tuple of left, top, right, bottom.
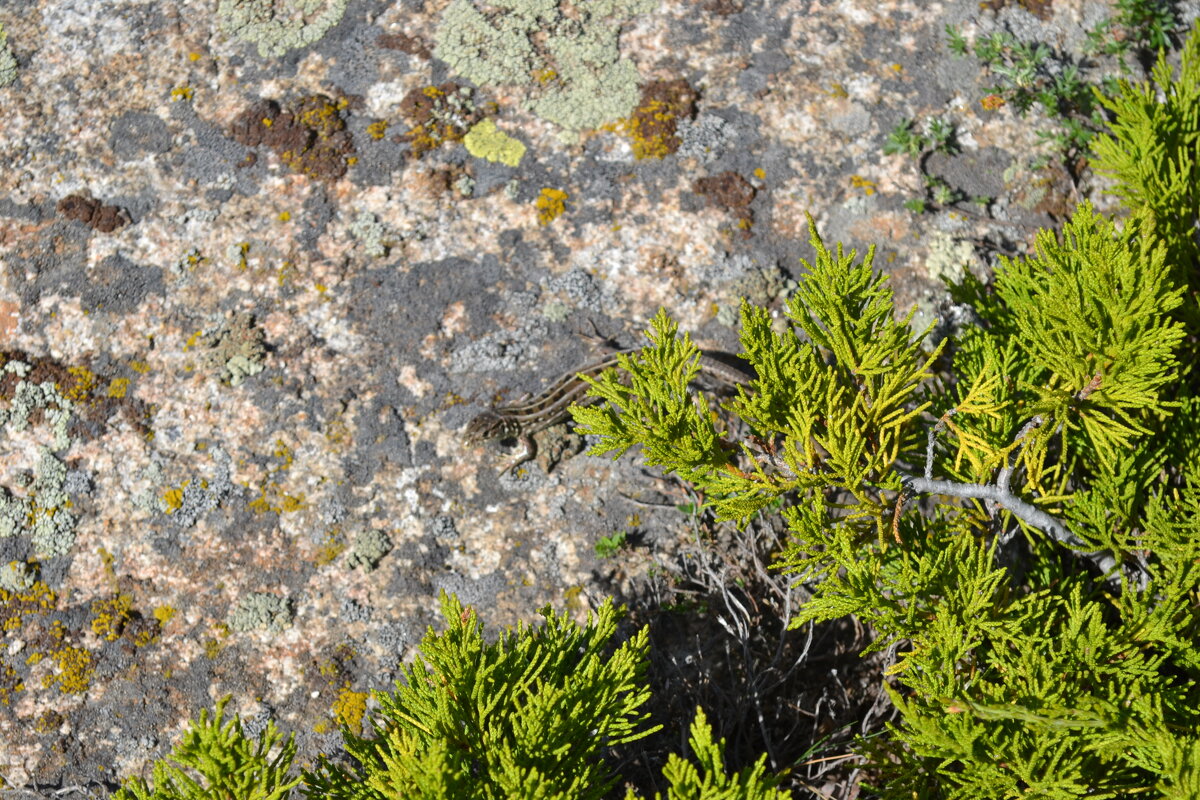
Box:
(536, 188, 568, 225)
(613, 79, 697, 160)
(981, 93, 1006, 111)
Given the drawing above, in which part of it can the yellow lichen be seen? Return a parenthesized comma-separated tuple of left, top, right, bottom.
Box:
(332, 687, 369, 736)
(248, 483, 307, 514)
(366, 120, 389, 139)
(162, 482, 188, 514)
(536, 188, 568, 225)
(153, 605, 177, 626)
(850, 174, 877, 196)
(65, 366, 97, 402)
(203, 637, 222, 660)
(106, 378, 130, 398)
(43, 645, 94, 694)
(1, 581, 57, 632)
(91, 593, 134, 641)
(463, 119, 526, 167)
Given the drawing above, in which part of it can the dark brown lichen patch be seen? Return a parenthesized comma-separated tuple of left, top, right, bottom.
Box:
(229, 95, 356, 181)
(56, 194, 130, 233)
(618, 79, 698, 160)
(703, 0, 744, 13)
(0, 350, 152, 439)
(693, 170, 757, 234)
(377, 31, 431, 58)
(979, 0, 1054, 20)
(398, 83, 484, 160)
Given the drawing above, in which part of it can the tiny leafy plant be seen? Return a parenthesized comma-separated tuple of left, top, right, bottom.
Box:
(1089, 17, 1200, 327)
(945, 24, 1103, 154)
(1084, 0, 1181, 69)
(595, 528, 629, 558)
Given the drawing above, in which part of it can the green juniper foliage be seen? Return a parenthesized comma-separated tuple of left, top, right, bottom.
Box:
(572, 193, 1199, 796)
(112, 17, 1200, 800)
(303, 592, 660, 800)
(112, 696, 301, 800)
(624, 708, 789, 800)
(1090, 19, 1200, 326)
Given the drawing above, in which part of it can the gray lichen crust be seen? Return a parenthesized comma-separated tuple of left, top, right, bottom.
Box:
(345, 528, 393, 572)
(228, 592, 294, 633)
(0, 23, 17, 88)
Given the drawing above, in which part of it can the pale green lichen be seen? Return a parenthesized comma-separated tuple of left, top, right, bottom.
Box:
(925, 230, 978, 284)
(434, 0, 657, 134)
(0, 23, 17, 88)
(463, 119, 526, 166)
(434, 0, 547, 86)
(0, 449, 78, 558)
(0, 360, 74, 452)
(0, 561, 36, 593)
(349, 211, 389, 258)
(217, 0, 349, 58)
(345, 528, 392, 572)
(200, 312, 267, 386)
(228, 592, 293, 633)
